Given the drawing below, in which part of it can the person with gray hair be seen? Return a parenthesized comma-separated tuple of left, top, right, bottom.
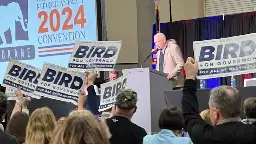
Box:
(182, 57, 256, 144)
(208, 85, 241, 126)
(242, 97, 256, 124)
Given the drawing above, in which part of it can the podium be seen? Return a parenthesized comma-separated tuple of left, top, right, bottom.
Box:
(123, 68, 173, 134)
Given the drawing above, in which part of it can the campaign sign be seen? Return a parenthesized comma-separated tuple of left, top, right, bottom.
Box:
(34, 63, 85, 105)
(99, 75, 127, 111)
(0, 0, 97, 83)
(5, 87, 17, 100)
(2, 60, 41, 98)
(194, 33, 256, 79)
(68, 41, 122, 71)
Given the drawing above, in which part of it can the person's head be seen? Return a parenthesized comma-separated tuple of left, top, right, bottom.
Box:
(0, 92, 7, 121)
(154, 33, 167, 49)
(208, 86, 241, 126)
(51, 110, 109, 144)
(200, 109, 212, 125)
(26, 107, 56, 144)
(158, 106, 184, 135)
(243, 97, 256, 119)
(113, 89, 138, 119)
(109, 70, 118, 81)
(6, 112, 29, 144)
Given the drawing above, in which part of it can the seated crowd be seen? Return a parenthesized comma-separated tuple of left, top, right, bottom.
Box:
(1, 58, 256, 144)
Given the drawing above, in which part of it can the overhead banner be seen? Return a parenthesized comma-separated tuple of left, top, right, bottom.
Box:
(99, 75, 128, 111)
(194, 33, 256, 79)
(2, 60, 41, 98)
(68, 41, 122, 71)
(34, 63, 85, 105)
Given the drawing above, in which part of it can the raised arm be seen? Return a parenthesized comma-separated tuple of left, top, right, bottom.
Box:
(182, 57, 205, 133)
(11, 89, 30, 118)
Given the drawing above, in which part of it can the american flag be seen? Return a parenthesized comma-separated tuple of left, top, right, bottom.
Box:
(154, 0, 160, 32)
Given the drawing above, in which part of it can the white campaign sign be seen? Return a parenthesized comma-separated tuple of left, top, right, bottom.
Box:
(99, 75, 128, 111)
(2, 60, 41, 99)
(194, 33, 256, 79)
(5, 87, 17, 100)
(34, 63, 85, 105)
(68, 41, 122, 71)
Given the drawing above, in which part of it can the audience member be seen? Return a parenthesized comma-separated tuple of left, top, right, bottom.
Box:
(51, 110, 110, 144)
(143, 106, 192, 144)
(25, 107, 56, 144)
(106, 89, 147, 144)
(6, 112, 29, 144)
(242, 97, 256, 124)
(109, 70, 119, 81)
(84, 70, 100, 116)
(182, 57, 256, 144)
(0, 92, 18, 144)
(200, 109, 211, 125)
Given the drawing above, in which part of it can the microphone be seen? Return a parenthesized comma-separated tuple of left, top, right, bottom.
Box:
(143, 46, 159, 63)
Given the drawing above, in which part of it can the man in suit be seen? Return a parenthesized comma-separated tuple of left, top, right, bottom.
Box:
(154, 33, 185, 89)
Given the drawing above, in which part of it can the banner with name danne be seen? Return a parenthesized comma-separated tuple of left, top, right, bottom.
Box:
(193, 33, 256, 79)
(34, 63, 85, 105)
(2, 60, 41, 98)
(99, 75, 128, 111)
(68, 41, 122, 71)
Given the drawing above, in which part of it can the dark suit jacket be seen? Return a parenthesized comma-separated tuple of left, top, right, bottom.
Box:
(182, 79, 256, 144)
(0, 130, 18, 144)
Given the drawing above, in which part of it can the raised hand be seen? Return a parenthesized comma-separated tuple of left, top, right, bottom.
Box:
(184, 57, 198, 80)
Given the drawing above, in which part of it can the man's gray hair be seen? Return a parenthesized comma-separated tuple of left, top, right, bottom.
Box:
(209, 86, 241, 118)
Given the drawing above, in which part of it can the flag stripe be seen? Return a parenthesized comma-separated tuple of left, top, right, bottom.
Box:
(38, 43, 74, 49)
(39, 48, 73, 53)
(39, 52, 72, 57)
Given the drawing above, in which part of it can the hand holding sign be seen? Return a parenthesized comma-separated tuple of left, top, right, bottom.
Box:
(87, 70, 98, 83)
(15, 88, 31, 109)
(15, 88, 23, 97)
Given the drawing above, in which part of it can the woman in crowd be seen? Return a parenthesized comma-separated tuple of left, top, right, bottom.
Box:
(143, 106, 192, 144)
(50, 110, 110, 144)
(6, 112, 29, 144)
(25, 107, 56, 144)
